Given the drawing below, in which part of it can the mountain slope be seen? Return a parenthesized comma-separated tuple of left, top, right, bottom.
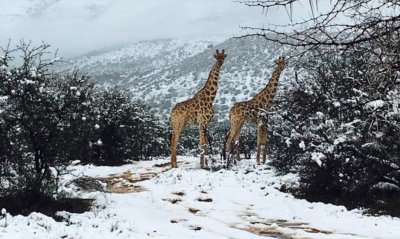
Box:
(60, 37, 293, 119)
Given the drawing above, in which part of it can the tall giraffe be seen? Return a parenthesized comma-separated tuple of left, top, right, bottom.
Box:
(225, 56, 288, 165)
(170, 49, 227, 168)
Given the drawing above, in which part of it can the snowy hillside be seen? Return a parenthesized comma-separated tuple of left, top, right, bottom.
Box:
(59, 37, 292, 118)
(2, 157, 400, 239)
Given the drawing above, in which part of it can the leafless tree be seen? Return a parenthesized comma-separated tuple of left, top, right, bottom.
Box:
(238, 0, 400, 52)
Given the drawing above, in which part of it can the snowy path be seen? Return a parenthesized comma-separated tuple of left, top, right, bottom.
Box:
(1, 156, 400, 239)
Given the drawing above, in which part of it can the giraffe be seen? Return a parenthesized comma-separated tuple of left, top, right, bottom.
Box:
(225, 56, 288, 165)
(170, 49, 227, 168)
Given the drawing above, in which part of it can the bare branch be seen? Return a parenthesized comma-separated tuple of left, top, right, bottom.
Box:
(237, 0, 400, 50)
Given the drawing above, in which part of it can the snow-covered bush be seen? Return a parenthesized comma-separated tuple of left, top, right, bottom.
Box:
(269, 32, 400, 214)
(88, 87, 169, 165)
(0, 42, 96, 211)
(0, 42, 170, 215)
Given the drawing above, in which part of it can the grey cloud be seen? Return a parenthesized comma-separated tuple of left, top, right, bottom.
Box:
(26, 0, 63, 18)
(0, 0, 329, 57)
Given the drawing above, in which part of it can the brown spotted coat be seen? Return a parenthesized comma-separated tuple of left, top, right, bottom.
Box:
(226, 56, 288, 165)
(170, 50, 227, 168)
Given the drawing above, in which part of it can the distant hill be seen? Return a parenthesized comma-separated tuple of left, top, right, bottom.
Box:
(58, 37, 294, 120)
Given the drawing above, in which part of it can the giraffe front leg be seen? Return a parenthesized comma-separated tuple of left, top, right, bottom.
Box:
(199, 124, 210, 169)
(223, 131, 233, 168)
(256, 142, 261, 165)
(262, 146, 267, 164)
(262, 131, 268, 164)
(171, 132, 178, 168)
(257, 123, 268, 165)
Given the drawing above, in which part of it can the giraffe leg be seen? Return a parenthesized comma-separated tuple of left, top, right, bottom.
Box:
(256, 139, 261, 165)
(226, 121, 244, 163)
(225, 131, 233, 155)
(233, 123, 243, 162)
(222, 131, 232, 167)
(235, 139, 241, 162)
(257, 123, 268, 165)
(262, 127, 268, 164)
(199, 124, 209, 169)
(256, 125, 261, 165)
(171, 118, 186, 168)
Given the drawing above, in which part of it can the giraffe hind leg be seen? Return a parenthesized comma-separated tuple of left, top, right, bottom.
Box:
(225, 130, 235, 166)
(226, 121, 243, 164)
(171, 117, 186, 168)
(232, 125, 243, 162)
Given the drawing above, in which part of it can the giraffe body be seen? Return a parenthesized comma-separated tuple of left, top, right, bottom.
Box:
(171, 50, 227, 168)
(226, 56, 288, 165)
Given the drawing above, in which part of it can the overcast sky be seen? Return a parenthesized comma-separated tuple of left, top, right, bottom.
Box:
(0, 0, 322, 57)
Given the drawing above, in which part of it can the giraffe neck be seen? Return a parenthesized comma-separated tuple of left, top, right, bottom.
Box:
(195, 60, 222, 102)
(250, 65, 285, 109)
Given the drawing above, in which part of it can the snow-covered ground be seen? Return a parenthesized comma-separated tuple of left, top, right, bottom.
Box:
(1, 156, 400, 239)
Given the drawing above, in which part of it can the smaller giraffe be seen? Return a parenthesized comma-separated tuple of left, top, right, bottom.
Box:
(225, 56, 288, 165)
(170, 50, 227, 168)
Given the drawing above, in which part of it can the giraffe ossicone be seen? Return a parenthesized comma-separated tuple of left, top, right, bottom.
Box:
(170, 49, 227, 168)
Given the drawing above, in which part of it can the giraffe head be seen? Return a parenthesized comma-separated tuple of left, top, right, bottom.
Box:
(214, 49, 227, 65)
(274, 56, 288, 69)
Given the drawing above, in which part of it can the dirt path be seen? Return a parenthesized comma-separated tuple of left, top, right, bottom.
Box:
(96, 161, 372, 239)
(98, 162, 171, 193)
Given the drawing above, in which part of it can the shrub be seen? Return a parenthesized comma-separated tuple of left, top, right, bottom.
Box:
(0, 42, 95, 215)
(269, 34, 400, 215)
(89, 87, 169, 165)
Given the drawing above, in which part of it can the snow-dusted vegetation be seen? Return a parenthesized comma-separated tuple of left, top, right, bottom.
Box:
(1, 34, 399, 238)
(60, 37, 287, 118)
(1, 37, 399, 238)
(268, 41, 400, 215)
(0, 42, 168, 219)
(1, 157, 400, 239)
(1, 0, 400, 238)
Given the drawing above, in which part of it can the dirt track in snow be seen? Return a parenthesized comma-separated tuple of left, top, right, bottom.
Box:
(97, 160, 370, 239)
